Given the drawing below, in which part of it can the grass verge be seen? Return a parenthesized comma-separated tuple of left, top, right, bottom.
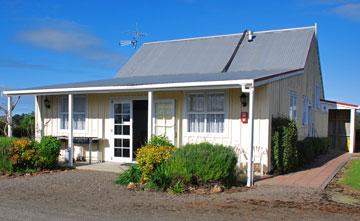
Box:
(340, 159, 360, 191)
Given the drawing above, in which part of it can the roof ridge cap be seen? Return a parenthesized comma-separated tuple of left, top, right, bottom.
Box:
(143, 25, 315, 45)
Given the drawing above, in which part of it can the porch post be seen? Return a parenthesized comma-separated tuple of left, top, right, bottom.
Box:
(247, 86, 255, 187)
(349, 109, 356, 153)
(7, 96, 12, 137)
(148, 91, 153, 142)
(35, 96, 44, 141)
(68, 94, 74, 167)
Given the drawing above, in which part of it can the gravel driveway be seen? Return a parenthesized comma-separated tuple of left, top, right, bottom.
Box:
(0, 170, 359, 221)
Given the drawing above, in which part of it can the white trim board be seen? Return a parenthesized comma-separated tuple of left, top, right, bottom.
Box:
(3, 80, 254, 96)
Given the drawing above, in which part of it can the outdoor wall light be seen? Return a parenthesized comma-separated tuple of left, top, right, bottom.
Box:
(240, 93, 248, 107)
(44, 97, 51, 109)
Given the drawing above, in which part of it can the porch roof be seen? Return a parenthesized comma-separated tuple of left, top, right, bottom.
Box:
(3, 68, 303, 96)
(321, 99, 360, 110)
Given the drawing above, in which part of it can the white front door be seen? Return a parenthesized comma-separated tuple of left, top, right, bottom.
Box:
(112, 101, 132, 163)
(154, 99, 176, 145)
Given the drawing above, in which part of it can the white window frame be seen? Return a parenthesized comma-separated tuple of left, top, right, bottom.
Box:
(59, 95, 87, 131)
(289, 91, 298, 121)
(302, 96, 311, 126)
(184, 90, 228, 136)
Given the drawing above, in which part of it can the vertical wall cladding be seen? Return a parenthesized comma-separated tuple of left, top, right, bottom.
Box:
(181, 88, 270, 173)
(267, 35, 328, 140)
(237, 86, 270, 173)
(38, 89, 270, 168)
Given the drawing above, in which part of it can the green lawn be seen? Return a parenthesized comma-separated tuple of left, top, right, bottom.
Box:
(340, 159, 360, 191)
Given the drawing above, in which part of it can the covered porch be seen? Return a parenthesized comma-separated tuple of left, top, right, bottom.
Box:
(3, 75, 259, 186)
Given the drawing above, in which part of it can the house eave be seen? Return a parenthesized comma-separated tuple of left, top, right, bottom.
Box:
(2, 79, 255, 96)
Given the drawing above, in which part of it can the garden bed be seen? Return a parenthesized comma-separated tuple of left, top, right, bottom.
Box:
(116, 136, 239, 194)
(0, 136, 63, 176)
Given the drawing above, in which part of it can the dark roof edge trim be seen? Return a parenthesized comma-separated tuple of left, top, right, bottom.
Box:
(254, 68, 305, 86)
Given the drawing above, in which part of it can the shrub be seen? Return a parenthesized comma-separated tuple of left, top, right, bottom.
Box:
(136, 145, 176, 183)
(272, 131, 283, 174)
(297, 137, 329, 166)
(271, 117, 298, 174)
(282, 121, 298, 173)
(147, 135, 174, 147)
(116, 165, 141, 185)
(150, 143, 237, 191)
(9, 138, 37, 171)
(35, 136, 61, 169)
(0, 137, 15, 173)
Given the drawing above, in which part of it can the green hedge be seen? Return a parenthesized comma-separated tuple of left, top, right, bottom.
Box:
(148, 143, 237, 192)
(271, 117, 298, 174)
(297, 137, 329, 166)
(271, 117, 329, 174)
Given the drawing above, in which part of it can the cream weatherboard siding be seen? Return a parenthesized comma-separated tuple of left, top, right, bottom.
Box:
(34, 88, 272, 171)
(267, 35, 328, 140)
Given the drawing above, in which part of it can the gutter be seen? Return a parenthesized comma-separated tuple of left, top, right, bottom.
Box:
(2, 79, 254, 96)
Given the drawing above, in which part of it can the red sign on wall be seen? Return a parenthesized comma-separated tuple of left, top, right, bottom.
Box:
(241, 112, 248, 124)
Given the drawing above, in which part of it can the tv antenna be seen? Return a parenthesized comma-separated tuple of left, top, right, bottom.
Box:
(119, 23, 148, 48)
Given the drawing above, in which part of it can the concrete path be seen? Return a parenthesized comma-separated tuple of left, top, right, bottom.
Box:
(256, 153, 352, 189)
(76, 162, 129, 173)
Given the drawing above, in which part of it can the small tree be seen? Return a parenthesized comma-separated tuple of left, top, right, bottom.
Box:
(0, 95, 20, 137)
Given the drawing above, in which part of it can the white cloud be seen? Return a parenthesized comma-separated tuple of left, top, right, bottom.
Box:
(333, 3, 360, 21)
(17, 19, 126, 68)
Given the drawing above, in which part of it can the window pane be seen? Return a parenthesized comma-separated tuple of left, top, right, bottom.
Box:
(115, 115, 123, 124)
(207, 94, 224, 112)
(123, 114, 130, 122)
(60, 97, 68, 112)
(188, 114, 205, 132)
(123, 139, 130, 148)
(206, 114, 224, 133)
(122, 103, 130, 114)
(115, 125, 122, 135)
(74, 96, 86, 112)
(123, 125, 130, 135)
(114, 148, 122, 157)
(114, 104, 122, 114)
(123, 148, 130, 157)
(115, 139, 122, 147)
(74, 114, 85, 130)
(188, 95, 205, 112)
(61, 114, 68, 129)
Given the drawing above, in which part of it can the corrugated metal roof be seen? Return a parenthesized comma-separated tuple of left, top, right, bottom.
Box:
(227, 28, 314, 72)
(117, 35, 240, 77)
(117, 26, 315, 78)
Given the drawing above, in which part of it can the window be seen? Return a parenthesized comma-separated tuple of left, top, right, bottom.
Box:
(289, 91, 297, 121)
(187, 92, 225, 133)
(60, 95, 86, 130)
(314, 85, 321, 109)
(302, 97, 311, 126)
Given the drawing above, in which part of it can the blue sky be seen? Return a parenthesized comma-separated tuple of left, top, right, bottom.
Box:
(0, 0, 359, 114)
